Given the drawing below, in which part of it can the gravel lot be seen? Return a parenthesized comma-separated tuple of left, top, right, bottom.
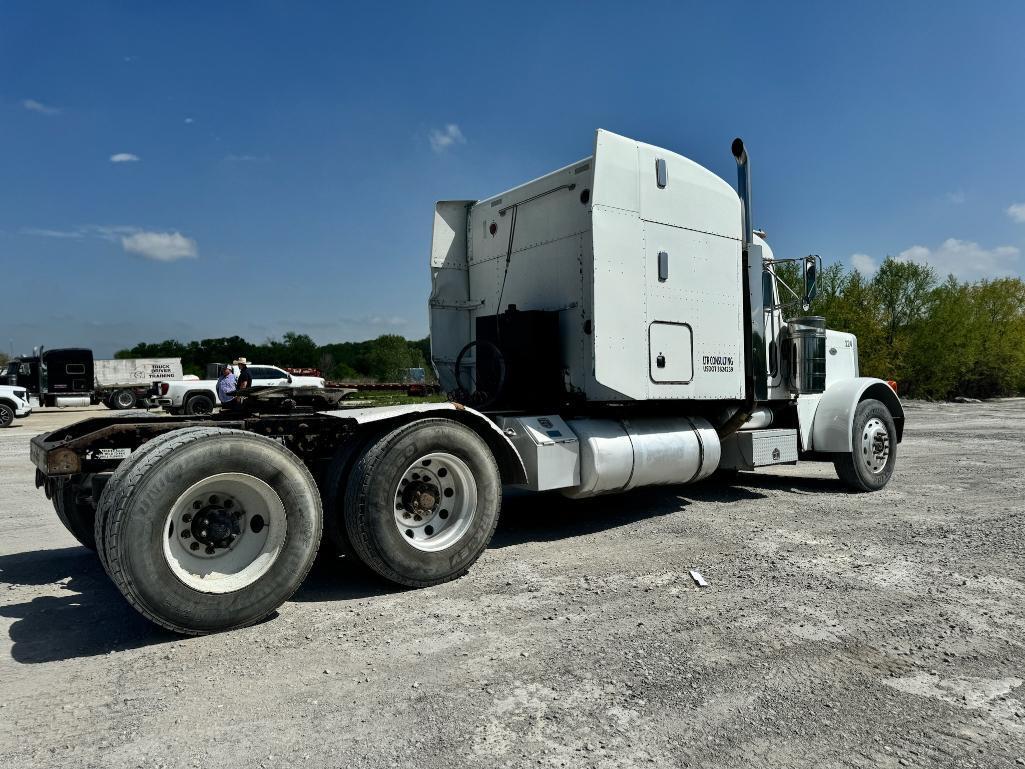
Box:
(1, 401, 1023, 769)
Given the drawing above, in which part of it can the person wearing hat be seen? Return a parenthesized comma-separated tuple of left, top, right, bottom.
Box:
(216, 363, 237, 407)
(233, 357, 253, 393)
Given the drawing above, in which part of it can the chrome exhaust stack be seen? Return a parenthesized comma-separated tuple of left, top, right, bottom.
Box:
(731, 138, 753, 247)
(719, 138, 767, 438)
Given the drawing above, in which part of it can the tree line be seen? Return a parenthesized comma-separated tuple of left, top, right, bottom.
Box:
(782, 257, 1025, 399)
(116, 332, 432, 383)
(115, 258, 1025, 399)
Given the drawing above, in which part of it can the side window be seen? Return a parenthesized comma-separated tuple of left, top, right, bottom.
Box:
(762, 271, 775, 309)
(66, 363, 86, 375)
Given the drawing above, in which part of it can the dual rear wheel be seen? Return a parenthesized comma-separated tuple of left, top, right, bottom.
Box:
(336, 419, 502, 587)
(95, 428, 322, 634)
(93, 418, 501, 634)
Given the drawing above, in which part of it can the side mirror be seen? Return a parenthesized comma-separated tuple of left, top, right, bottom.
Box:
(286, 374, 293, 384)
(803, 255, 819, 311)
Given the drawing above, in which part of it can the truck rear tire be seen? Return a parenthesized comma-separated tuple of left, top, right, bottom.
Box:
(322, 440, 367, 558)
(834, 398, 897, 492)
(344, 418, 501, 587)
(108, 389, 137, 410)
(95, 427, 223, 575)
(184, 393, 215, 415)
(100, 429, 322, 634)
(53, 476, 97, 551)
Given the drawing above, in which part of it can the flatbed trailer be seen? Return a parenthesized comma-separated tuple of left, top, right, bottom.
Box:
(29, 131, 904, 635)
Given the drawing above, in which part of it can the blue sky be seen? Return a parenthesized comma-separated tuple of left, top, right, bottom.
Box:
(2, 1, 1023, 357)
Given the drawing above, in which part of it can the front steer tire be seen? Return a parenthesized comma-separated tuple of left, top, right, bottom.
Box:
(99, 428, 322, 635)
(834, 398, 898, 492)
(344, 418, 501, 588)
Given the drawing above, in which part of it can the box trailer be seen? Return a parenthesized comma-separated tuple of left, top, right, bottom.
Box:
(28, 130, 903, 635)
(7, 349, 182, 409)
(94, 357, 184, 409)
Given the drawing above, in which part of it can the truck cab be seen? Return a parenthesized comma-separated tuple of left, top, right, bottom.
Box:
(8, 348, 94, 407)
(429, 129, 903, 489)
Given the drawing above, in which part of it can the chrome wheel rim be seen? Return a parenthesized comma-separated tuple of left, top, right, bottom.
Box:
(0, 407, 12, 427)
(861, 417, 890, 475)
(393, 452, 477, 552)
(163, 472, 287, 593)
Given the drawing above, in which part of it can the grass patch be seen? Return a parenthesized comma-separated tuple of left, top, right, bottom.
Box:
(341, 388, 448, 408)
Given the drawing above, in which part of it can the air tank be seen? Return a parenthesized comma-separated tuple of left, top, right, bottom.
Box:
(561, 417, 720, 499)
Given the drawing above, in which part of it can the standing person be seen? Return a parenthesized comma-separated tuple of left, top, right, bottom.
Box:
(216, 364, 237, 408)
(234, 357, 253, 392)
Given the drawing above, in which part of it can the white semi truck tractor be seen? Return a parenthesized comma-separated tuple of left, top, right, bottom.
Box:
(30, 130, 903, 634)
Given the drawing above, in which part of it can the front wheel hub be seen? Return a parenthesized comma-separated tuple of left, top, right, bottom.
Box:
(861, 417, 891, 474)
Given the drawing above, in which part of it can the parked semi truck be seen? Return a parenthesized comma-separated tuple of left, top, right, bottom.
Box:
(7, 348, 183, 409)
(29, 130, 903, 635)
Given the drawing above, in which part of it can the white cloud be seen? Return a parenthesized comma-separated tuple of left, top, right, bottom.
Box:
(121, 231, 198, 262)
(945, 190, 965, 205)
(224, 154, 268, 163)
(110, 153, 140, 163)
(23, 224, 136, 240)
(1007, 203, 1025, 223)
(184, 117, 194, 124)
(333, 315, 409, 328)
(24, 224, 197, 263)
(22, 227, 86, 239)
(850, 253, 878, 275)
(896, 238, 1020, 280)
(428, 123, 466, 153)
(366, 315, 407, 327)
(22, 99, 60, 115)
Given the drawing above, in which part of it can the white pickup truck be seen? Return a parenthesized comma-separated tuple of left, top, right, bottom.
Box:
(0, 384, 32, 427)
(155, 364, 325, 415)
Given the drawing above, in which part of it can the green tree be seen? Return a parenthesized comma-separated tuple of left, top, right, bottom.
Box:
(872, 257, 936, 346)
(365, 334, 417, 381)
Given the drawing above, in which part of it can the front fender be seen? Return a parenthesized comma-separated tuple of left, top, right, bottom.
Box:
(811, 377, 904, 452)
